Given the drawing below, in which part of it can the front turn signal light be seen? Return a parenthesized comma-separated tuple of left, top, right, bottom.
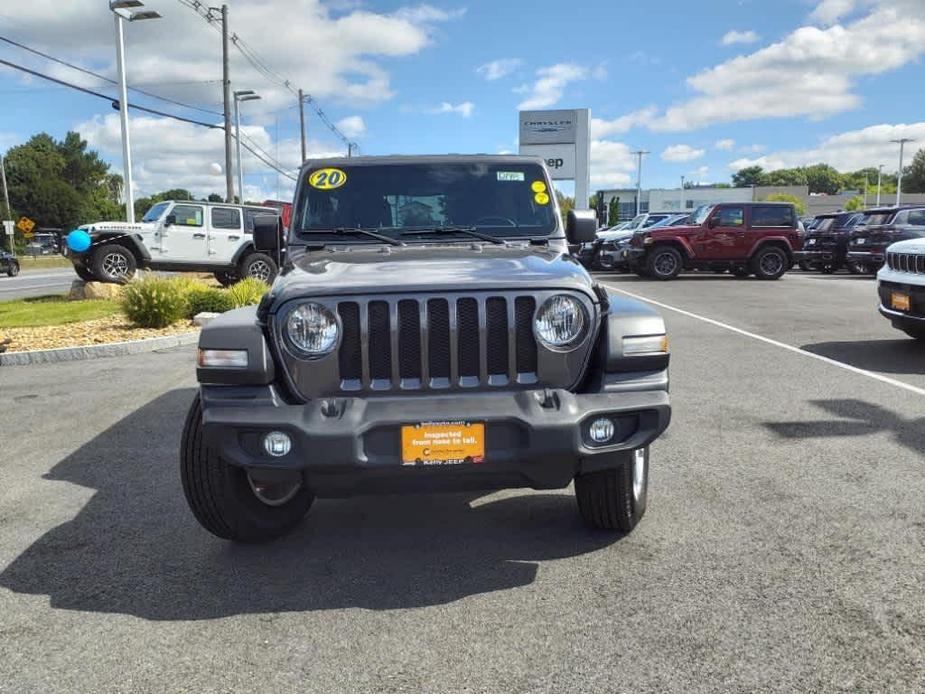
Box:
(198, 349, 248, 368)
(622, 335, 669, 356)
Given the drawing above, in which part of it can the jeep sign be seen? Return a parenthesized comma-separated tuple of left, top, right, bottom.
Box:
(518, 108, 590, 207)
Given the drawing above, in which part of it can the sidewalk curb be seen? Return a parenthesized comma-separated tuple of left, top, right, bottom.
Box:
(0, 331, 199, 366)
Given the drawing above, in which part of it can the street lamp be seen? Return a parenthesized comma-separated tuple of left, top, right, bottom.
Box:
(110, 0, 162, 223)
(233, 90, 261, 203)
(890, 138, 915, 206)
(679, 175, 685, 213)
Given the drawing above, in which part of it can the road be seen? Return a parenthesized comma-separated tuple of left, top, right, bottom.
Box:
(0, 268, 76, 300)
(1, 271, 923, 693)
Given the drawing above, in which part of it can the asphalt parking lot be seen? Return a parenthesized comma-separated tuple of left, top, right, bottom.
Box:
(1, 270, 923, 693)
(0, 268, 76, 300)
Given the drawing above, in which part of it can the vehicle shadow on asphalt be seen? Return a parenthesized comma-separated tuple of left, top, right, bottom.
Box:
(763, 399, 925, 458)
(0, 388, 621, 620)
(801, 340, 925, 375)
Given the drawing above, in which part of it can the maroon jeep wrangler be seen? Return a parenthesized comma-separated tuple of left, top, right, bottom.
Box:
(623, 202, 802, 281)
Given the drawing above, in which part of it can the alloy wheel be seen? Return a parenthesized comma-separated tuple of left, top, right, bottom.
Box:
(760, 251, 784, 276)
(102, 252, 129, 279)
(247, 260, 272, 281)
(653, 252, 678, 277)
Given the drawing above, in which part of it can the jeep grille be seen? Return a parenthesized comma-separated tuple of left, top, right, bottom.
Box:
(887, 252, 925, 274)
(274, 290, 596, 400)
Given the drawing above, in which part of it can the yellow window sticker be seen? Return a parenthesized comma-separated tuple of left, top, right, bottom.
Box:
(531, 180, 547, 193)
(309, 167, 348, 190)
(534, 192, 550, 205)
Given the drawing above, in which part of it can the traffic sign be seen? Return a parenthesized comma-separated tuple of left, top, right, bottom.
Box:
(16, 216, 35, 233)
(2, 220, 13, 237)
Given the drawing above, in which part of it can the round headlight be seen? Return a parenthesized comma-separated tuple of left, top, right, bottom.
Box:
(285, 302, 339, 356)
(534, 295, 587, 350)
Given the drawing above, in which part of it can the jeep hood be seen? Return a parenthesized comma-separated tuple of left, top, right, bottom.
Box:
(886, 238, 925, 255)
(269, 244, 595, 308)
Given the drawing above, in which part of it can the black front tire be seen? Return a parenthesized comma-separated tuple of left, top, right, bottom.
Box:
(180, 395, 314, 542)
(91, 243, 137, 284)
(7, 262, 19, 277)
(575, 448, 649, 532)
(847, 262, 864, 275)
(239, 252, 278, 283)
(646, 247, 683, 281)
(214, 270, 238, 287)
(751, 246, 788, 280)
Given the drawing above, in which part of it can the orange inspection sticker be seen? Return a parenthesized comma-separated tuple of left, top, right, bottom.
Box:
(534, 192, 550, 205)
(401, 422, 485, 466)
(531, 180, 547, 193)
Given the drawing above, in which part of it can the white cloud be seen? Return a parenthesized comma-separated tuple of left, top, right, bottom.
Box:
(726, 121, 925, 173)
(335, 115, 366, 138)
(721, 30, 760, 45)
(516, 63, 588, 110)
(714, 139, 736, 151)
(590, 140, 636, 189)
(477, 58, 522, 81)
(77, 113, 345, 201)
(810, 0, 858, 24)
(0, 0, 463, 113)
(428, 101, 475, 118)
(591, 107, 657, 138)
(662, 144, 706, 163)
(690, 165, 710, 180)
(646, 1, 925, 132)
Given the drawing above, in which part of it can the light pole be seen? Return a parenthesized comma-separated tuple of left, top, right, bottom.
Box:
(890, 138, 914, 206)
(631, 150, 649, 216)
(233, 90, 261, 203)
(679, 175, 685, 213)
(110, 1, 161, 223)
(876, 164, 883, 206)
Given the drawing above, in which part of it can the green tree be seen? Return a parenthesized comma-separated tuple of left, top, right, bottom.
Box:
(762, 168, 808, 186)
(845, 196, 864, 211)
(901, 148, 925, 194)
(555, 190, 574, 227)
(207, 193, 223, 202)
(803, 163, 843, 195)
(732, 166, 765, 188)
(761, 192, 806, 215)
(607, 197, 620, 225)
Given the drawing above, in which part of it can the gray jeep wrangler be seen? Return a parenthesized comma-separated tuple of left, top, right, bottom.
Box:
(182, 155, 671, 542)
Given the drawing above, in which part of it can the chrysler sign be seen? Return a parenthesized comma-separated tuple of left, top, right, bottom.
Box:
(518, 108, 590, 206)
(519, 111, 578, 145)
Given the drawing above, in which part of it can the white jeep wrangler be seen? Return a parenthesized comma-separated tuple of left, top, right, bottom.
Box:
(66, 200, 281, 285)
(877, 238, 925, 340)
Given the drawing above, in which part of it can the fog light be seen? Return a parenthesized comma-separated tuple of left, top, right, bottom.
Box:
(589, 418, 615, 443)
(263, 431, 291, 457)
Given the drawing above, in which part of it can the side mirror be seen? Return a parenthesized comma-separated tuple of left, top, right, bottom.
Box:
(566, 209, 598, 244)
(164, 214, 176, 227)
(253, 214, 281, 253)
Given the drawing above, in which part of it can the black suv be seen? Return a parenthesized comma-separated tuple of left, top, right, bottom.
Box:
(182, 155, 672, 542)
(794, 211, 863, 273)
(846, 206, 925, 274)
(0, 249, 20, 277)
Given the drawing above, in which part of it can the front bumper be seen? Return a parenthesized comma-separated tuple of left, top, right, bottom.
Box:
(794, 247, 842, 264)
(847, 249, 886, 265)
(200, 377, 671, 496)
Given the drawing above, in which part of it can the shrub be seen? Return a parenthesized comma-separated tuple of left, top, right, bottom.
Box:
(121, 275, 188, 328)
(170, 275, 209, 295)
(228, 277, 269, 308)
(185, 287, 235, 318)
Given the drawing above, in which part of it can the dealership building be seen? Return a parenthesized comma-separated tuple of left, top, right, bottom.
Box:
(600, 185, 925, 222)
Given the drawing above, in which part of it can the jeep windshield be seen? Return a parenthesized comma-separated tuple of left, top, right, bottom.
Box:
(690, 205, 715, 225)
(142, 201, 170, 223)
(293, 161, 558, 243)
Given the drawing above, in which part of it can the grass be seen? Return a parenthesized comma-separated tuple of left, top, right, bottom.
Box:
(14, 255, 74, 272)
(0, 295, 120, 328)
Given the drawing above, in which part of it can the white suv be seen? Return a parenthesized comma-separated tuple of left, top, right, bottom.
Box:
(67, 200, 281, 285)
(877, 238, 925, 340)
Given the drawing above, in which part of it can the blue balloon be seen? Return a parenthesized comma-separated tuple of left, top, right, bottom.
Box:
(66, 229, 92, 253)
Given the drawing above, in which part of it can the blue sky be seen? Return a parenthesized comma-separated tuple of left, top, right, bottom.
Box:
(0, 0, 923, 201)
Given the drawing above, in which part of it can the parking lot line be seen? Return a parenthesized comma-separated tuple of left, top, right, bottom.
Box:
(605, 284, 925, 398)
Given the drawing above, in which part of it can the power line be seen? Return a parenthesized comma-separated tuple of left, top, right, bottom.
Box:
(0, 56, 297, 181)
(175, 0, 357, 150)
(0, 34, 223, 117)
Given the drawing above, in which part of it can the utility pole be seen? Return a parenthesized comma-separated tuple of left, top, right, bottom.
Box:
(891, 138, 914, 206)
(0, 153, 10, 252)
(631, 150, 649, 216)
(679, 175, 685, 213)
(876, 164, 883, 206)
(220, 4, 234, 202)
(298, 89, 307, 163)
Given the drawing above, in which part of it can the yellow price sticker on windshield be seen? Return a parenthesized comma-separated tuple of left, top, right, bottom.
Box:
(534, 192, 550, 205)
(531, 180, 547, 193)
(309, 168, 347, 190)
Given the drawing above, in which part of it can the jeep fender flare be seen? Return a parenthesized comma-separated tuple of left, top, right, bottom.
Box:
(648, 237, 694, 259)
(231, 241, 256, 266)
(748, 237, 793, 262)
(92, 232, 151, 262)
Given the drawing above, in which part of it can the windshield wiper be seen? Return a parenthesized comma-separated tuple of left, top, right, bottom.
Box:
(399, 226, 506, 245)
(332, 227, 405, 246)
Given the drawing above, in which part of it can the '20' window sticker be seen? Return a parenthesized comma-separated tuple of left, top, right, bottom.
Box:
(309, 168, 348, 190)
